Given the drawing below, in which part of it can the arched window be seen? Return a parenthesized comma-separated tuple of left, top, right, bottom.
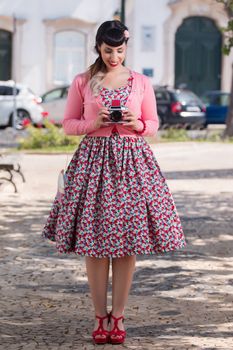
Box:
(53, 30, 86, 85)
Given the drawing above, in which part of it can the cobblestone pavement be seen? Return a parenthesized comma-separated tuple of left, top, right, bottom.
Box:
(0, 142, 233, 350)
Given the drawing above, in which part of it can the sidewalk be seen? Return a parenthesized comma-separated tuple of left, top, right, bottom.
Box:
(0, 142, 233, 350)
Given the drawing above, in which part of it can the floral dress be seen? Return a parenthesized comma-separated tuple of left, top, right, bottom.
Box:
(42, 73, 186, 258)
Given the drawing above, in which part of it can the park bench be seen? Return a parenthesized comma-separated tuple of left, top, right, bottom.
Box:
(0, 154, 25, 193)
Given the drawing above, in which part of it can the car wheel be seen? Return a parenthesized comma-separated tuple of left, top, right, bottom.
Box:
(9, 109, 31, 130)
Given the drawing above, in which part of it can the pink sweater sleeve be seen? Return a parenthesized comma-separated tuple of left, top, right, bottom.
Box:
(140, 76, 159, 137)
(62, 75, 96, 135)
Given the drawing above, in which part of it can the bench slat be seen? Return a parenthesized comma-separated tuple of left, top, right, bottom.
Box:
(0, 164, 14, 170)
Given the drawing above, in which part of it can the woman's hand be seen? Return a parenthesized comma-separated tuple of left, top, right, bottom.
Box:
(122, 109, 144, 132)
(94, 107, 110, 129)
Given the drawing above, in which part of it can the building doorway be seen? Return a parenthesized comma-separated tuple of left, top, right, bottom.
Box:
(0, 29, 12, 81)
(175, 16, 222, 96)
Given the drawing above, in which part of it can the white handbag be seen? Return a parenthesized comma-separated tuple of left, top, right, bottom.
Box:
(57, 169, 66, 194)
(56, 169, 67, 202)
(57, 155, 69, 200)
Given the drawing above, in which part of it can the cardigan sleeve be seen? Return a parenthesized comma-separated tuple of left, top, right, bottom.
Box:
(62, 74, 97, 136)
(139, 76, 159, 136)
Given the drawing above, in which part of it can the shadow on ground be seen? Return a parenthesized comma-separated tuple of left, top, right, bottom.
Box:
(164, 168, 233, 180)
(0, 190, 233, 349)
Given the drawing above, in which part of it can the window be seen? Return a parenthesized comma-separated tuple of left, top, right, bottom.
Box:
(201, 93, 230, 106)
(53, 31, 86, 85)
(42, 88, 63, 102)
(155, 90, 170, 102)
(0, 86, 19, 96)
(175, 91, 202, 104)
(201, 94, 212, 105)
(213, 94, 230, 106)
(62, 87, 69, 99)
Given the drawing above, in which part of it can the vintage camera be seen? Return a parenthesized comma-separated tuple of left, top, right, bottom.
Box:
(108, 99, 128, 123)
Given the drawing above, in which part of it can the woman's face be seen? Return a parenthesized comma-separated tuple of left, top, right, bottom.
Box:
(99, 42, 127, 71)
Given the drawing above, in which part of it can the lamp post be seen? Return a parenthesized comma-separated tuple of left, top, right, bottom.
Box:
(12, 14, 17, 130)
(120, 0, 126, 24)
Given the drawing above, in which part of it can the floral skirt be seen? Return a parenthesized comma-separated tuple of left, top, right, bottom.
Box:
(42, 133, 186, 258)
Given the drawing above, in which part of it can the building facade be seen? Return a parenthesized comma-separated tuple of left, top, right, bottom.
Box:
(129, 0, 232, 96)
(0, 0, 232, 96)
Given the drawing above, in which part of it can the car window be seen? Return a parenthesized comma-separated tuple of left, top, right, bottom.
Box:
(42, 89, 63, 102)
(175, 91, 202, 104)
(27, 88, 36, 95)
(0, 85, 19, 96)
(201, 94, 212, 105)
(155, 90, 170, 102)
(202, 93, 230, 106)
(62, 87, 69, 99)
(213, 94, 230, 106)
(221, 94, 230, 106)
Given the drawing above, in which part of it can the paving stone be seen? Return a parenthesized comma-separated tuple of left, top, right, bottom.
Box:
(1, 143, 233, 349)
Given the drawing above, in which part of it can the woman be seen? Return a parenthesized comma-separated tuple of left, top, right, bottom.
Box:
(42, 20, 186, 345)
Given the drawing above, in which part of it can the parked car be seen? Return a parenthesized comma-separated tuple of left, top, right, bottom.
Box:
(0, 80, 44, 129)
(40, 86, 69, 124)
(154, 86, 206, 129)
(201, 90, 230, 126)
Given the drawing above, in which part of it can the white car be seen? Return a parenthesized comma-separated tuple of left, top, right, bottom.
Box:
(0, 80, 44, 129)
(40, 86, 69, 124)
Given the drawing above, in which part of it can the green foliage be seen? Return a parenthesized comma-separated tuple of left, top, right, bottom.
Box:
(216, 0, 233, 55)
(18, 119, 82, 150)
(221, 19, 233, 55)
(160, 128, 191, 142)
(159, 127, 233, 143)
(216, 0, 233, 12)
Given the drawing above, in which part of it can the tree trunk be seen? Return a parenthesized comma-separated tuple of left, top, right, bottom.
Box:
(224, 63, 233, 137)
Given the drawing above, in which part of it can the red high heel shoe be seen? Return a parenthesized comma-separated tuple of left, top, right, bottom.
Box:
(109, 312, 126, 344)
(92, 314, 110, 344)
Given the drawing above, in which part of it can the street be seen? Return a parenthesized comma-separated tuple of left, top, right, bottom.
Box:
(0, 141, 233, 350)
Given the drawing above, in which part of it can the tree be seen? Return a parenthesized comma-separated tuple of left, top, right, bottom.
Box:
(216, 0, 233, 136)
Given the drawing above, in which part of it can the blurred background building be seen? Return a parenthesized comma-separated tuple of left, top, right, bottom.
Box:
(0, 0, 232, 95)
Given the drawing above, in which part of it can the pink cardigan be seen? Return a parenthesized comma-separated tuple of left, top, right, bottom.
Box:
(63, 70, 159, 138)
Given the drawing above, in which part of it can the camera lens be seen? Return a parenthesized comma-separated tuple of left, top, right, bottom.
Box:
(110, 110, 122, 122)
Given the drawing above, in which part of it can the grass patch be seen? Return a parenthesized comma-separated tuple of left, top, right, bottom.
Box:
(159, 128, 190, 142)
(159, 128, 233, 143)
(16, 145, 79, 153)
(18, 120, 82, 151)
(15, 122, 233, 152)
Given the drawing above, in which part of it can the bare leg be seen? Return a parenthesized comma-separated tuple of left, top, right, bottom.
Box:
(111, 255, 136, 338)
(85, 257, 110, 338)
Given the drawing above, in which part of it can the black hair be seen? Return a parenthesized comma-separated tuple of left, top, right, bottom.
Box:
(89, 20, 129, 78)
